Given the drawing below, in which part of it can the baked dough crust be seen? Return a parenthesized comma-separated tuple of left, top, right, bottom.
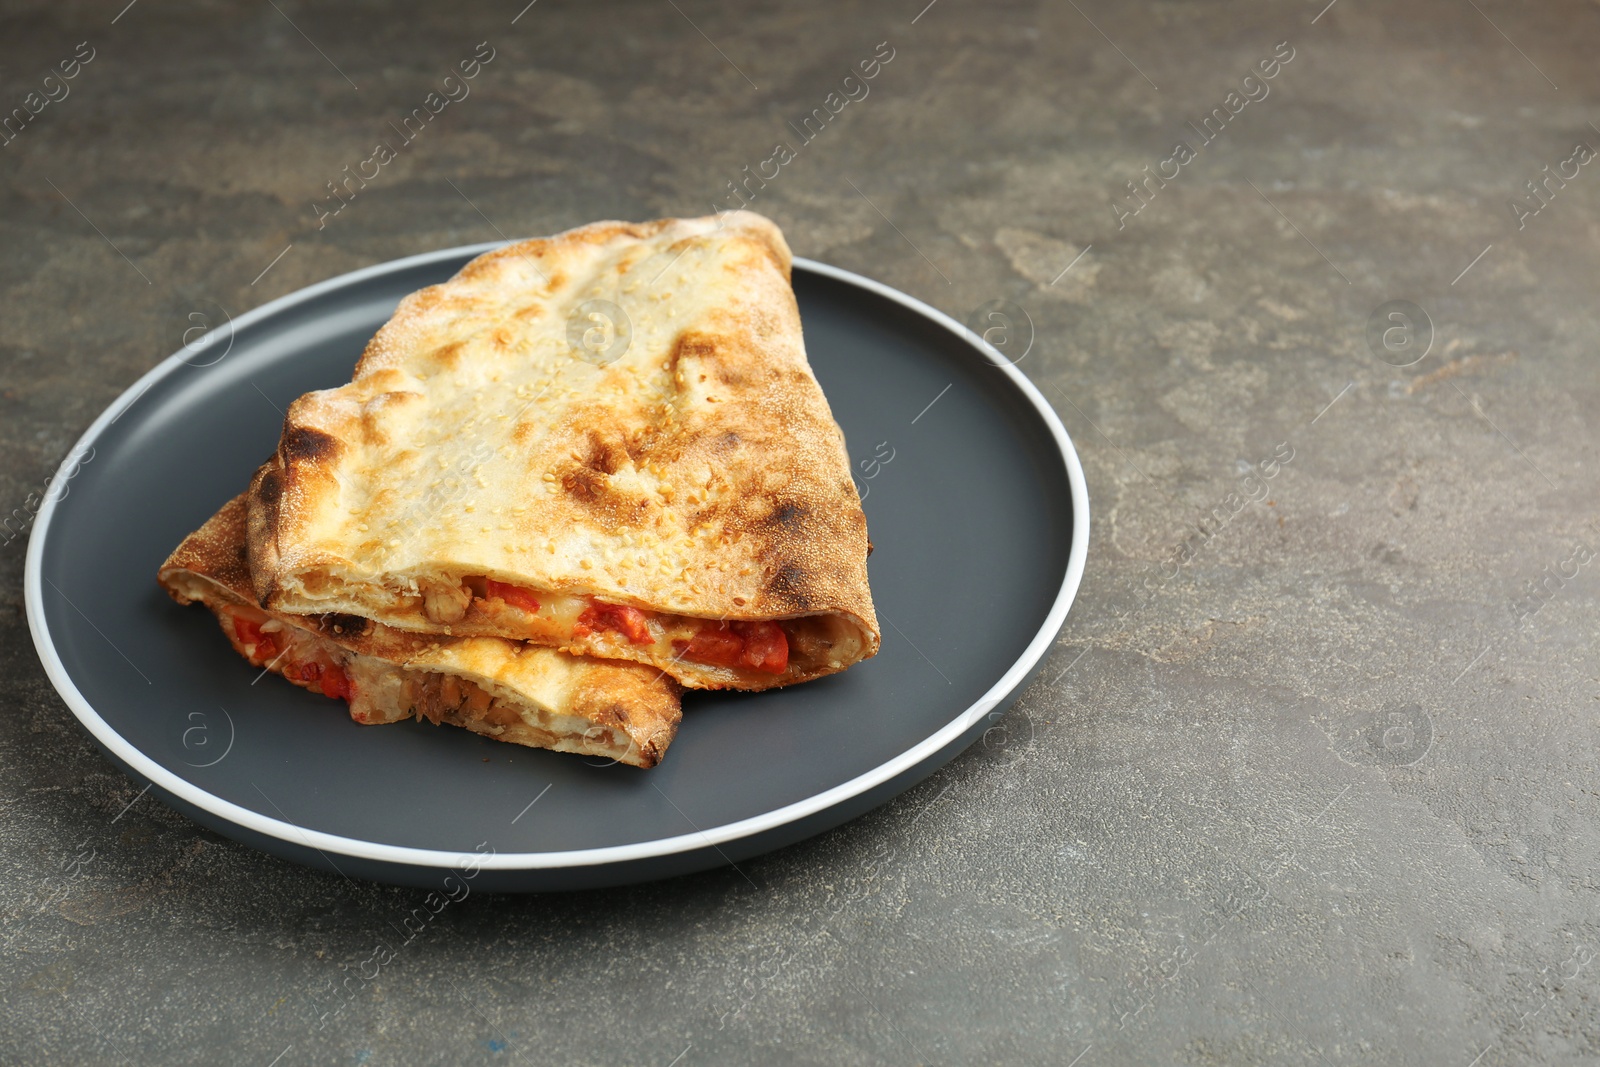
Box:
(247, 211, 878, 690)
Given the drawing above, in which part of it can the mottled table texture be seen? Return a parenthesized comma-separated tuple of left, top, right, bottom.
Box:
(5, 0, 1600, 1063)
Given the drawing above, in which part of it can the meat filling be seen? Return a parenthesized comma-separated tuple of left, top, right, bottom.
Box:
(401, 671, 523, 730)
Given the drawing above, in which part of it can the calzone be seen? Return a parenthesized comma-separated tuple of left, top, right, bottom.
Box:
(247, 212, 878, 691)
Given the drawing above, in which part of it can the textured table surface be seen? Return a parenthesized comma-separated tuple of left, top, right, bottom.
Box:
(5, 1, 1600, 1064)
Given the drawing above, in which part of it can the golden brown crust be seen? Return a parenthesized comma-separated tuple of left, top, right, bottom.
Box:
(246, 211, 878, 690)
(163, 495, 682, 768)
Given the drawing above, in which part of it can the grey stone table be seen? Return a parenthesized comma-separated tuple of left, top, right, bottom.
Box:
(4, 1, 1598, 1063)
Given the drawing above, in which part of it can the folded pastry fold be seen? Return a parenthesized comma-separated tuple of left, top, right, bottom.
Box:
(159, 496, 682, 768)
(246, 211, 879, 690)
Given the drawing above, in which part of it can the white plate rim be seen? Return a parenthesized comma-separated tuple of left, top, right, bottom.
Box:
(24, 246, 1091, 873)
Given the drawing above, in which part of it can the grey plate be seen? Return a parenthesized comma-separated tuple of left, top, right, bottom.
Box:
(25, 247, 1089, 892)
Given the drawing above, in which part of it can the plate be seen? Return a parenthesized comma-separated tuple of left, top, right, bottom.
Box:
(25, 247, 1089, 891)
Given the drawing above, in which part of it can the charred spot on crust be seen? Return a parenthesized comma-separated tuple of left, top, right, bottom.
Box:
(282, 426, 340, 465)
(670, 332, 718, 372)
(767, 500, 808, 532)
(560, 465, 647, 528)
(254, 465, 283, 509)
(765, 561, 813, 610)
(562, 466, 607, 502)
(315, 613, 373, 638)
(717, 431, 741, 450)
(584, 434, 629, 476)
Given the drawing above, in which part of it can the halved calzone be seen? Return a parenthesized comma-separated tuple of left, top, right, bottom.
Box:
(161, 496, 682, 768)
(247, 211, 878, 690)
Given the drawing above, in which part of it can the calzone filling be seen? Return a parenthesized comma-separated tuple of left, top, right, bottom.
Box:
(322, 573, 866, 683)
(214, 600, 645, 765)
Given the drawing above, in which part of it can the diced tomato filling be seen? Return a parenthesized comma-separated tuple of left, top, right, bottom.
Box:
(320, 664, 353, 700)
(230, 610, 354, 703)
(232, 615, 260, 645)
(738, 621, 789, 674)
(232, 615, 281, 663)
(484, 578, 542, 614)
(675, 620, 789, 675)
(576, 600, 653, 645)
(680, 623, 743, 666)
